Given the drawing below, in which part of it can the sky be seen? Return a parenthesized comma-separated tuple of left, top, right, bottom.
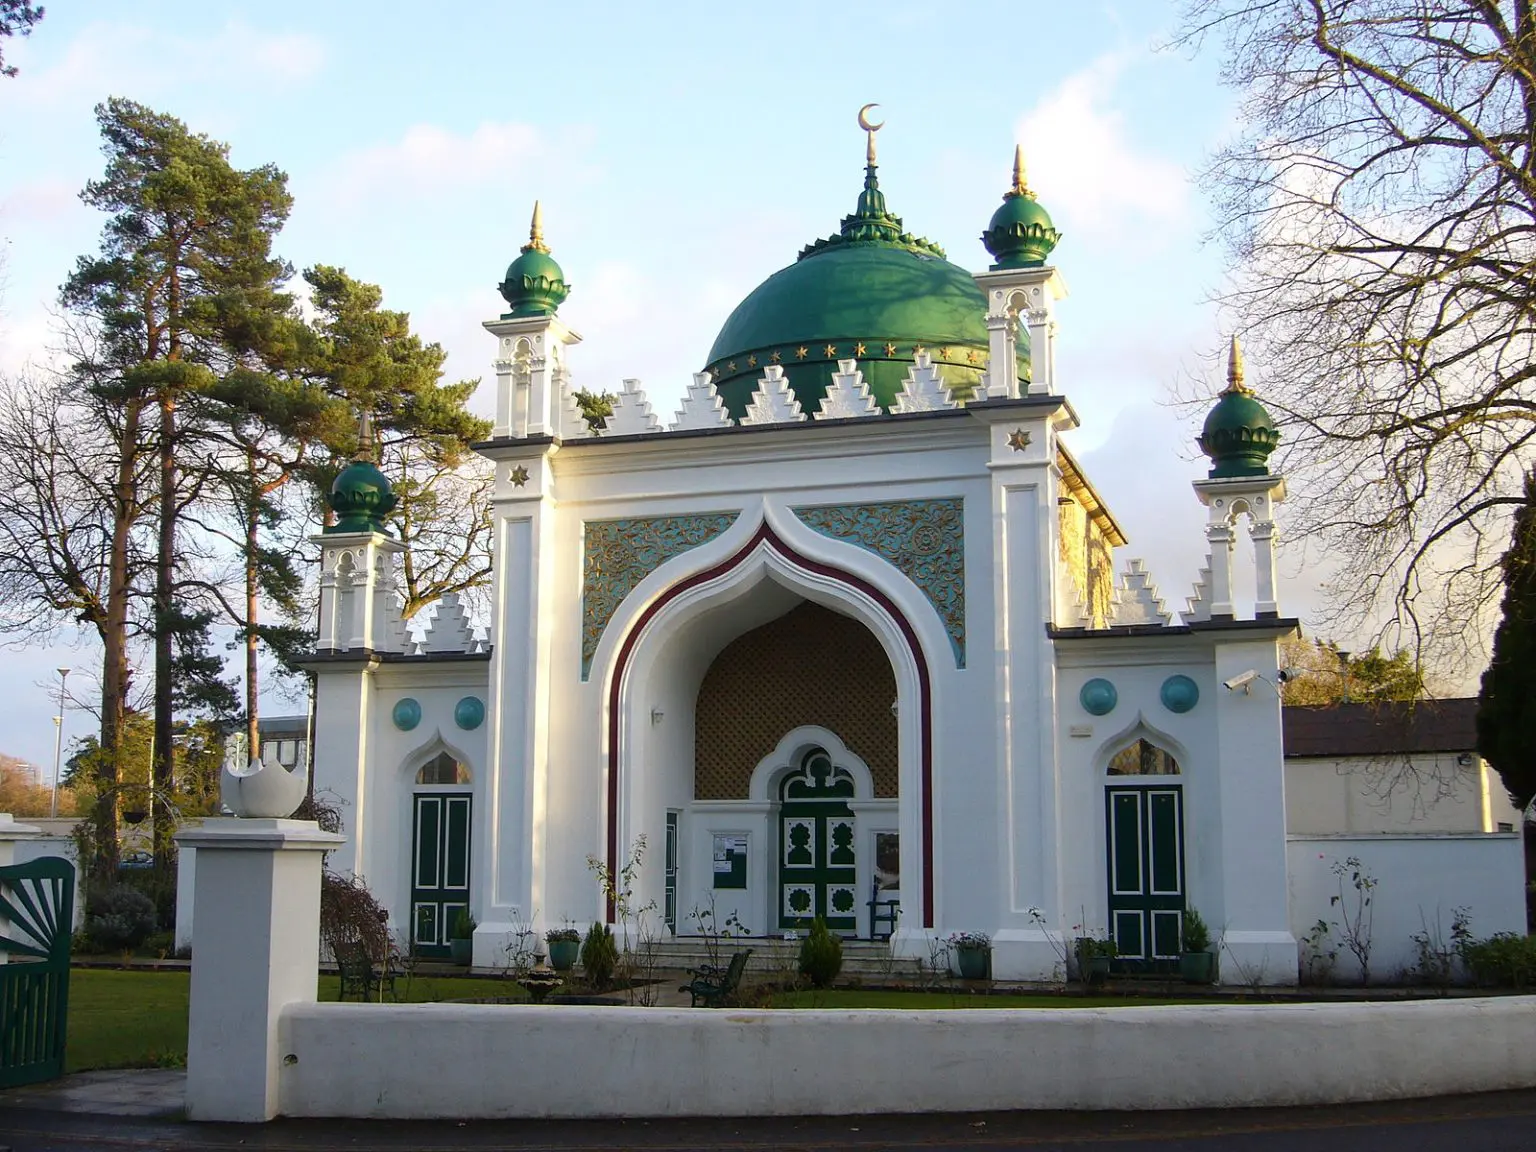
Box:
(0, 1, 1334, 779)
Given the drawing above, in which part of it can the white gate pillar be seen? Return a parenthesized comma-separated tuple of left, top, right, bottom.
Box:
(176, 818, 344, 1122)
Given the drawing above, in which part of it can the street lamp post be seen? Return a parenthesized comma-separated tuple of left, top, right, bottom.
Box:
(49, 667, 70, 819)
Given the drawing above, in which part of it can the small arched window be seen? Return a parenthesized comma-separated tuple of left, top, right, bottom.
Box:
(415, 752, 471, 785)
(1108, 739, 1181, 776)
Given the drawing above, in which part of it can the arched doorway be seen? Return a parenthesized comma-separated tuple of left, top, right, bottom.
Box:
(1104, 737, 1184, 973)
(410, 751, 472, 959)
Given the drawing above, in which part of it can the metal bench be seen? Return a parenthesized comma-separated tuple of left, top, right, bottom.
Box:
(336, 940, 398, 1002)
(680, 947, 753, 1008)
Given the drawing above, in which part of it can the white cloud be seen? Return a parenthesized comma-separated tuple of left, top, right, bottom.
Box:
(323, 122, 544, 202)
(1015, 53, 1188, 240)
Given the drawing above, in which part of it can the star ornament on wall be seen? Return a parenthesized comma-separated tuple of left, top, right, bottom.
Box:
(510, 465, 531, 487)
(1006, 428, 1031, 453)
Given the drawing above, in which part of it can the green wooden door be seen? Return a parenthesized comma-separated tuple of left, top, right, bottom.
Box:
(778, 747, 857, 932)
(411, 793, 471, 958)
(0, 856, 74, 1088)
(1105, 786, 1184, 973)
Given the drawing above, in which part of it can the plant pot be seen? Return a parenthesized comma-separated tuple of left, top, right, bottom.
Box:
(1179, 949, 1215, 985)
(1083, 955, 1111, 986)
(449, 936, 473, 966)
(548, 939, 580, 971)
(953, 944, 990, 980)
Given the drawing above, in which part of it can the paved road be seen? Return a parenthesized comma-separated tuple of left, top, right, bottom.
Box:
(2, 1091, 1534, 1151)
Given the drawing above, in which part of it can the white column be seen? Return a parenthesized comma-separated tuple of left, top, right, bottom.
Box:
(983, 308, 1018, 398)
(1252, 520, 1279, 616)
(314, 534, 406, 654)
(0, 814, 41, 965)
(1205, 521, 1236, 618)
(177, 818, 343, 1122)
(1208, 638, 1297, 985)
(975, 267, 1068, 399)
(484, 317, 581, 440)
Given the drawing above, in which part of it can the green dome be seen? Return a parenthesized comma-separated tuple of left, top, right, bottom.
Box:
(981, 147, 1061, 269)
(326, 459, 398, 534)
(499, 201, 569, 319)
(1198, 338, 1281, 478)
(705, 159, 1026, 420)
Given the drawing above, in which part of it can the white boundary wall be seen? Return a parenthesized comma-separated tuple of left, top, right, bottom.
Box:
(1288, 834, 1526, 983)
(278, 998, 1536, 1119)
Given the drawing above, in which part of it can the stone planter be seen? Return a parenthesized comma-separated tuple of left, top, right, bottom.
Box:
(449, 936, 473, 966)
(1179, 949, 1215, 984)
(953, 944, 990, 980)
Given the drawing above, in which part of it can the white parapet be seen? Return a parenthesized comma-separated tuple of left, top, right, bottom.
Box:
(177, 818, 344, 1123)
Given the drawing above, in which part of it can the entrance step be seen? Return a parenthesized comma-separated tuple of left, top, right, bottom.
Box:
(643, 936, 913, 979)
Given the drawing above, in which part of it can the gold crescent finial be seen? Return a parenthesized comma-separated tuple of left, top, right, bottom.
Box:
(1225, 334, 1248, 394)
(524, 200, 549, 254)
(857, 102, 885, 164)
(1011, 144, 1032, 198)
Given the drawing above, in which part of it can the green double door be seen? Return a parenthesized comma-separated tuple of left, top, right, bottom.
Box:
(778, 748, 858, 933)
(1105, 785, 1184, 973)
(411, 793, 471, 958)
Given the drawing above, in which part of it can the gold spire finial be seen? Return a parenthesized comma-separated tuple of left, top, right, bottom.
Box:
(354, 409, 374, 462)
(523, 200, 549, 254)
(1225, 334, 1249, 395)
(1011, 144, 1033, 198)
(857, 103, 884, 165)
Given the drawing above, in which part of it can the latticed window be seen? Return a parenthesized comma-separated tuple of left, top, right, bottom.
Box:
(415, 752, 471, 785)
(1107, 739, 1180, 776)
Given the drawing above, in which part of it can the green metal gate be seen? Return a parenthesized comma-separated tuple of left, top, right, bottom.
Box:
(0, 856, 74, 1088)
(1105, 785, 1184, 974)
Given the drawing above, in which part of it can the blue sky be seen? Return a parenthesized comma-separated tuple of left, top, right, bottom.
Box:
(0, 2, 1314, 774)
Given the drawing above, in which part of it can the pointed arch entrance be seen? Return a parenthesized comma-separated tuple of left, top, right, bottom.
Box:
(603, 522, 935, 929)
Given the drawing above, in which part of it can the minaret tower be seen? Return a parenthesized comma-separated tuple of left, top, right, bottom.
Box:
(1192, 337, 1287, 617)
(486, 202, 582, 439)
(975, 145, 1066, 397)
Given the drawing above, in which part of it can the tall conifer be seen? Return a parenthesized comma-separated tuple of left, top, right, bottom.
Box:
(1477, 472, 1536, 812)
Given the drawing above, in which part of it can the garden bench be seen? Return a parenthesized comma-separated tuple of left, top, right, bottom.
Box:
(336, 941, 399, 1002)
(680, 947, 753, 1007)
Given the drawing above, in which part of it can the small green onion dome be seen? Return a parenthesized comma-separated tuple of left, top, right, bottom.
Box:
(498, 201, 570, 318)
(982, 146, 1061, 269)
(325, 416, 398, 534)
(1198, 337, 1281, 478)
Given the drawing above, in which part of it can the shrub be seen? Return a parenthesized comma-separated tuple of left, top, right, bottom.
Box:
(581, 921, 618, 989)
(1460, 932, 1536, 988)
(545, 926, 581, 944)
(84, 884, 157, 951)
(797, 917, 843, 988)
(319, 870, 391, 964)
(115, 865, 177, 931)
(1182, 908, 1211, 953)
(451, 908, 477, 940)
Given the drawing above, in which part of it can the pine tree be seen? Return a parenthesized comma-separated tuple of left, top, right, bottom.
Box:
(1477, 471, 1536, 812)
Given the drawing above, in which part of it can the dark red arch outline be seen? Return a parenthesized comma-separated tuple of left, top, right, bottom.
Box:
(604, 522, 934, 928)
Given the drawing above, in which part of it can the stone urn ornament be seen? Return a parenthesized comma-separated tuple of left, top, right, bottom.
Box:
(220, 737, 308, 819)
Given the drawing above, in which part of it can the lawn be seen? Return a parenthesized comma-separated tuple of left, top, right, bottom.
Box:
(64, 969, 527, 1072)
(768, 989, 1206, 1009)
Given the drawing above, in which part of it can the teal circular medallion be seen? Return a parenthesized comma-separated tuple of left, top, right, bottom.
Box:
(392, 698, 421, 731)
(1161, 674, 1200, 714)
(454, 696, 485, 731)
(1079, 678, 1117, 716)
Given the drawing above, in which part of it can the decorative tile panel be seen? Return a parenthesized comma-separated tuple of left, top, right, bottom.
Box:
(581, 512, 740, 678)
(793, 498, 966, 666)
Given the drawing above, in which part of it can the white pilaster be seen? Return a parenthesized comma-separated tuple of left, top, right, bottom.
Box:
(484, 316, 582, 440)
(314, 532, 406, 654)
(1204, 522, 1236, 619)
(177, 818, 343, 1121)
(1193, 476, 1288, 619)
(975, 266, 1068, 398)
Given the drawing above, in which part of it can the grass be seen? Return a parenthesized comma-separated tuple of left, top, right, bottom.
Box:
(64, 968, 528, 1073)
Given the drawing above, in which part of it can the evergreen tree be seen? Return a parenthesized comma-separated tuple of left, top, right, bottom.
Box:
(0, 1, 44, 78)
(62, 98, 293, 871)
(1477, 472, 1536, 812)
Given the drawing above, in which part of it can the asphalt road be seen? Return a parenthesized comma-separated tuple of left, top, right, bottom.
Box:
(2, 1091, 1535, 1152)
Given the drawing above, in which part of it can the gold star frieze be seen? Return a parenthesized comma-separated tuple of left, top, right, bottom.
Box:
(854, 342, 867, 356)
(883, 342, 896, 356)
(510, 464, 531, 487)
(795, 346, 809, 359)
(747, 354, 758, 368)
(823, 344, 837, 358)
(770, 349, 782, 363)
(966, 349, 980, 364)
(912, 343, 926, 356)
(1006, 428, 1031, 453)
(727, 361, 737, 373)
(939, 347, 952, 361)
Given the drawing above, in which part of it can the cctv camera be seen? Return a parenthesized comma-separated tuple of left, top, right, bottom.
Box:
(1222, 670, 1260, 692)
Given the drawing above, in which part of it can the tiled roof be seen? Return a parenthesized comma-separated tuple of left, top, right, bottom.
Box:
(1282, 699, 1477, 758)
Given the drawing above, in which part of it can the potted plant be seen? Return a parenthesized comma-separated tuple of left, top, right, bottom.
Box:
(1179, 907, 1216, 984)
(449, 908, 476, 966)
(1074, 932, 1117, 986)
(948, 931, 992, 980)
(545, 923, 581, 972)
